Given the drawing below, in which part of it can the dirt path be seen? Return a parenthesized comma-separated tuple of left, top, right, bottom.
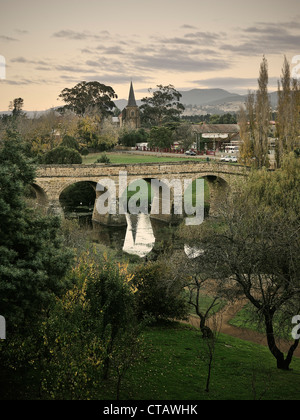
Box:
(186, 300, 300, 358)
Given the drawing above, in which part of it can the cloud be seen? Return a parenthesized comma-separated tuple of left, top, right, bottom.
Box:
(192, 76, 279, 92)
(0, 35, 19, 42)
(14, 29, 29, 35)
(181, 24, 198, 29)
(11, 56, 49, 66)
(132, 48, 230, 73)
(222, 20, 300, 56)
(52, 30, 90, 40)
(52, 29, 112, 41)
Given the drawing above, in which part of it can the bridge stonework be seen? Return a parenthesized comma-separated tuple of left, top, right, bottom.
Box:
(34, 162, 249, 225)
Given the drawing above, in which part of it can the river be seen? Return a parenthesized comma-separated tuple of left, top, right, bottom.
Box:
(67, 210, 203, 260)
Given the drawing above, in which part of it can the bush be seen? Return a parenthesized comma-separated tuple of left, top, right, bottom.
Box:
(43, 146, 82, 164)
(95, 153, 111, 164)
(132, 260, 188, 321)
(61, 135, 79, 150)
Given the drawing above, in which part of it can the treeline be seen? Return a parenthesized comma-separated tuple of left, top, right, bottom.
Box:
(239, 56, 300, 168)
(181, 113, 237, 124)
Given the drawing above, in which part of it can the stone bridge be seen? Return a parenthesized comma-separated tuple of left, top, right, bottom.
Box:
(33, 161, 249, 225)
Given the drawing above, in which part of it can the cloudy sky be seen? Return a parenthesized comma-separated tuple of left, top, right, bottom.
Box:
(0, 0, 300, 111)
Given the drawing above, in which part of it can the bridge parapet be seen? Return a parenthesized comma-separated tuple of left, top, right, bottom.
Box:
(34, 162, 249, 224)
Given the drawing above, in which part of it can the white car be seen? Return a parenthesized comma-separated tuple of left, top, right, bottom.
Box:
(220, 155, 238, 163)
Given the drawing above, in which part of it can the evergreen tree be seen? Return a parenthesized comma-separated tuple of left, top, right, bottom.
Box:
(0, 131, 73, 334)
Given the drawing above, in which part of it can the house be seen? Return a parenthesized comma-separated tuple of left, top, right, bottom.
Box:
(191, 124, 241, 152)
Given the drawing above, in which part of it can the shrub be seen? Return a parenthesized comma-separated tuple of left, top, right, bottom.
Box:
(133, 260, 188, 321)
(43, 146, 82, 164)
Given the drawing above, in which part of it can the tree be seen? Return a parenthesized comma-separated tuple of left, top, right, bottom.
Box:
(254, 56, 271, 168)
(276, 56, 300, 166)
(119, 129, 149, 147)
(133, 259, 188, 321)
(58, 81, 118, 117)
(9, 97, 24, 117)
(42, 146, 82, 164)
(194, 154, 300, 370)
(239, 91, 256, 165)
(239, 57, 271, 168)
(148, 126, 173, 149)
(140, 84, 185, 127)
(0, 132, 73, 396)
(61, 134, 79, 150)
(172, 122, 194, 151)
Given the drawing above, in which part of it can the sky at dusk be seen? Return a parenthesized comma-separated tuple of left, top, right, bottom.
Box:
(0, 0, 300, 111)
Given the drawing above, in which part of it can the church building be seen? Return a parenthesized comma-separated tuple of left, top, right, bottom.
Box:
(120, 82, 141, 129)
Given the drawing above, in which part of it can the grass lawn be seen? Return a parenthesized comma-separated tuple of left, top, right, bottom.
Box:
(102, 322, 300, 400)
(82, 152, 202, 165)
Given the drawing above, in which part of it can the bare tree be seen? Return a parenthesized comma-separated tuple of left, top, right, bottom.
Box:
(191, 154, 300, 370)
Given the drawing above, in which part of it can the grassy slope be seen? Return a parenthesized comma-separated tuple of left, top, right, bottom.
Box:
(102, 322, 300, 401)
(82, 152, 200, 165)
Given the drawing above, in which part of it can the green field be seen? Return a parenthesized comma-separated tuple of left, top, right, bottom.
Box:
(101, 322, 300, 400)
(82, 152, 203, 165)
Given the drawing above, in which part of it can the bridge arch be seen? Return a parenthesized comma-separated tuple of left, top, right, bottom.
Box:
(58, 180, 97, 217)
(29, 183, 49, 208)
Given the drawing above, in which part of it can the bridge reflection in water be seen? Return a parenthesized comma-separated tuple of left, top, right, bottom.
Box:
(122, 214, 156, 258)
(87, 213, 203, 260)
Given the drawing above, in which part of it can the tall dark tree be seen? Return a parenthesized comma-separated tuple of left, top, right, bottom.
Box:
(58, 81, 118, 116)
(9, 97, 25, 117)
(0, 131, 73, 333)
(140, 84, 185, 127)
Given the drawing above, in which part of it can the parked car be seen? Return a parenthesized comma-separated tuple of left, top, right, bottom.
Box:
(220, 155, 238, 163)
(185, 150, 197, 156)
(220, 155, 232, 162)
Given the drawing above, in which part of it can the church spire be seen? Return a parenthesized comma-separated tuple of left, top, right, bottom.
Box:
(127, 81, 137, 107)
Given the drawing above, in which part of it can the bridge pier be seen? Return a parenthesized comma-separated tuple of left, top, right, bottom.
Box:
(48, 199, 65, 218)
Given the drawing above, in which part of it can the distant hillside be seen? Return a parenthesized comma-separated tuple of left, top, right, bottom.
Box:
(179, 88, 242, 106)
(178, 88, 278, 115)
(0, 89, 278, 116)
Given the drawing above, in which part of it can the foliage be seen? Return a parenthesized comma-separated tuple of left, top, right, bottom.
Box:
(239, 57, 270, 168)
(60, 134, 79, 150)
(148, 126, 173, 149)
(58, 81, 118, 117)
(42, 146, 82, 164)
(192, 153, 300, 369)
(39, 249, 144, 398)
(119, 128, 149, 147)
(9, 97, 25, 118)
(95, 153, 111, 164)
(132, 259, 189, 321)
(276, 56, 300, 167)
(140, 84, 185, 127)
(0, 132, 73, 396)
(181, 113, 237, 124)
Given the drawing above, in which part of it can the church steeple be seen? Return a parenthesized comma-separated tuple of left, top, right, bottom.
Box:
(120, 81, 140, 129)
(127, 81, 137, 107)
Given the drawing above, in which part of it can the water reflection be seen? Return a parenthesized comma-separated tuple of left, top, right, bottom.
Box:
(70, 212, 201, 259)
(122, 214, 156, 258)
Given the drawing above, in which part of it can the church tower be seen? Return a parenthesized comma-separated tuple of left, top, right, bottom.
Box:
(121, 82, 141, 129)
